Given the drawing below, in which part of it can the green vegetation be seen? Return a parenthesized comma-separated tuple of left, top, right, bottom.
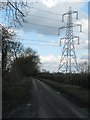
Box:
(39, 78, 89, 106)
(38, 72, 89, 107)
(38, 72, 89, 89)
(2, 26, 40, 117)
(3, 77, 32, 117)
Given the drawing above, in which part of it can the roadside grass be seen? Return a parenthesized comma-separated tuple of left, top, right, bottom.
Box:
(39, 78, 89, 106)
(2, 77, 32, 117)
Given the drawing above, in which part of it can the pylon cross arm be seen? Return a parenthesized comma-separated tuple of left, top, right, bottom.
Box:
(58, 7, 82, 73)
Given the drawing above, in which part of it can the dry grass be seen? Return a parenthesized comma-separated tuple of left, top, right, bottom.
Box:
(40, 78, 88, 105)
(2, 77, 32, 117)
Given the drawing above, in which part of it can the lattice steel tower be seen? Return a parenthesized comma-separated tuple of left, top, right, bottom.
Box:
(58, 7, 82, 73)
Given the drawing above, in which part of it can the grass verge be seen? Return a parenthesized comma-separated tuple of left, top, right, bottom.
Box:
(2, 77, 32, 117)
(39, 78, 89, 107)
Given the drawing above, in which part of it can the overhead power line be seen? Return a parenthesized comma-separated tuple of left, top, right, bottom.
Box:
(41, 66, 58, 68)
(19, 38, 59, 43)
(21, 43, 59, 47)
(28, 22, 58, 29)
(28, 14, 62, 22)
(30, 7, 62, 16)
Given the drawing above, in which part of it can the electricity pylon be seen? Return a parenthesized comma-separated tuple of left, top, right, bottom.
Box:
(58, 7, 82, 73)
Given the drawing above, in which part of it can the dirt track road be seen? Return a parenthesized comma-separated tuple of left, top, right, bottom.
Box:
(7, 78, 88, 118)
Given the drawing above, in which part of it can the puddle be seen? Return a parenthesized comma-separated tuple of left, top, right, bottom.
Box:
(27, 103, 32, 106)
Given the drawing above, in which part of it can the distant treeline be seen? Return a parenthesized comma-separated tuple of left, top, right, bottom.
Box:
(38, 72, 89, 89)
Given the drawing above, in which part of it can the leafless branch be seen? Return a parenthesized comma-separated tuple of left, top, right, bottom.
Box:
(0, 0, 38, 27)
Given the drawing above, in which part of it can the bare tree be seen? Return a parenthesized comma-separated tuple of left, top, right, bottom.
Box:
(11, 41, 24, 59)
(11, 47, 40, 76)
(79, 61, 88, 73)
(88, 61, 90, 73)
(0, 0, 38, 26)
(2, 25, 15, 74)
